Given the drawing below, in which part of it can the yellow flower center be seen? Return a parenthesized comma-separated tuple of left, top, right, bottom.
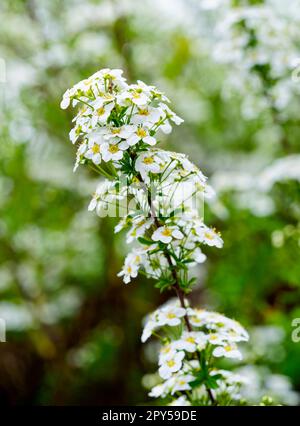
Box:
(143, 156, 154, 165)
(186, 337, 195, 344)
(111, 128, 121, 134)
(204, 232, 214, 240)
(136, 128, 147, 138)
(138, 108, 149, 116)
(224, 345, 232, 352)
(92, 145, 100, 154)
(167, 360, 175, 367)
(162, 228, 172, 237)
(167, 312, 176, 319)
(108, 145, 119, 153)
(97, 107, 105, 116)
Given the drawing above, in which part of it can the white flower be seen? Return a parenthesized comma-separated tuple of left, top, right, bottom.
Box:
(149, 384, 166, 398)
(168, 396, 191, 406)
(73, 141, 89, 171)
(213, 343, 242, 360)
(125, 251, 144, 268)
(103, 125, 135, 141)
(61, 68, 125, 113)
(117, 250, 143, 284)
(187, 309, 249, 345)
(117, 263, 138, 284)
(126, 215, 153, 243)
(88, 180, 120, 212)
(159, 343, 178, 365)
(148, 376, 176, 399)
(195, 226, 223, 248)
(143, 254, 169, 280)
(91, 100, 114, 125)
(132, 106, 161, 126)
(118, 84, 149, 106)
(157, 305, 186, 327)
(60, 87, 77, 109)
(127, 126, 156, 146)
(69, 124, 83, 144)
(199, 312, 249, 342)
(99, 68, 127, 84)
(219, 328, 249, 343)
(158, 351, 185, 379)
(84, 139, 102, 165)
(172, 374, 195, 394)
(215, 369, 247, 386)
(141, 313, 158, 343)
(134, 151, 164, 182)
(220, 319, 249, 342)
(114, 215, 132, 234)
(174, 331, 207, 352)
(101, 139, 127, 162)
(159, 102, 184, 134)
(187, 308, 207, 328)
(141, 302, 186, 343)
(152, 226, 184, 244)
(207, 332, 228, 346)
(192, 247, 207, 264)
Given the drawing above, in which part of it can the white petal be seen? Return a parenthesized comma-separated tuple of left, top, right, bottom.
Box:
(144, 135, 156, 146)
(212, 347, 224, 358)
(160, 121, 172, 134)
(127, 134, 140, 146)
(88, 198, 97, 211)
(60, 97, 70, 109)
(172, 229, 184, 239)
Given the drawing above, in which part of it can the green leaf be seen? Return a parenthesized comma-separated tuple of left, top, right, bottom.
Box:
(190, 371, 206, 388)
(137, 236, 154, 245)
(154, 278, 174, 292)
(205, 375, 220, 390)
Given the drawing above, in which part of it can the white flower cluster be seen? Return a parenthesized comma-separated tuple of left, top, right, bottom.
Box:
(210, 0, 300, 114)
(116, 209, 222, 284)
(144, 300, 249, 405)
(61, 68, 222, 289)
(61, 68, 183, 170)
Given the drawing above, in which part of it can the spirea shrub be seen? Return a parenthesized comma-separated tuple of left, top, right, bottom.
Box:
(61, 68, 266, 406)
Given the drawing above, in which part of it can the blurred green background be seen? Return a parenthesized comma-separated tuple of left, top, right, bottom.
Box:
(0, 0, 299, 405)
